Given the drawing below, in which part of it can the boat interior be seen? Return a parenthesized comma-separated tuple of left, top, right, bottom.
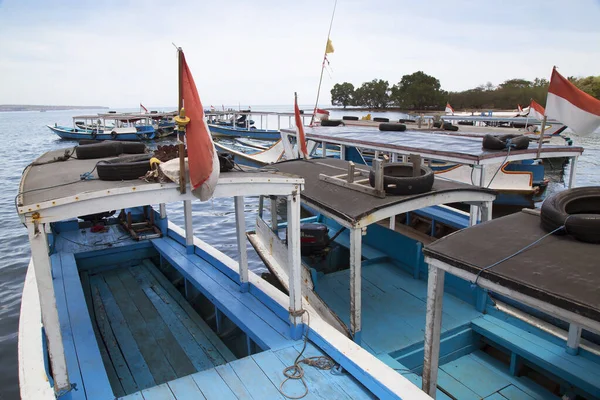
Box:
(48, 210, 376, 399)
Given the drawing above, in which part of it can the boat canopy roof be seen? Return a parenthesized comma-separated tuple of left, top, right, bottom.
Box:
(73, 111, 177, 120)
(423, 211, 600, 324)
(17, 148, 303, 224)
(282, 126, 583, 165)
(273, 158, 496, 228)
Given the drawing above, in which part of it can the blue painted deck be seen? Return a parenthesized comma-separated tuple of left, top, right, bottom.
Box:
(316, 261, 482, 356)
(208, 124, 281, 140)
(120, 342, 374, 400)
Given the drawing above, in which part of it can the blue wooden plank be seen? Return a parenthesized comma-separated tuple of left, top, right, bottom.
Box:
(167, 376, 207, 400)
(412, 206, 469, 229)
(228, 356, 285, 399)
(272, 346, 352, 400)
(141, 383, 175, 400)
(151, 238, 289, 350)
(214, 364, 253, 400)
(484, 393, 507, 400)
(499, 385, 536, 400)
(333, 230, 387, 260)
(90, 276, 138, 395)
(440, 353, 512, 398)
(472, 316, 600, 397)
(103, 271, 177, 384)
(116, 268, 197, 378)
(119, 392, 144, 400)
(191, 368, 237, 400)
(138, 261, 236, 363)
(436, 368, 480, 400)
(60, 254, 114, 399)
(51, 253, 86, 400)
(91, 275, 156, 390)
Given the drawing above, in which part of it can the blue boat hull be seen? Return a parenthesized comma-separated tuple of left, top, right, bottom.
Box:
(48, 125, 157, 141)
(208, 124, 280, 140)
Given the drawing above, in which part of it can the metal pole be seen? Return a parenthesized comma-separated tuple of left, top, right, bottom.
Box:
(184, 200, 193, 253)
(287, 192, 303, 339)
(422, 265, 445, 398)
(177, 48, 186, 194)
(350, 227, 362, 344)
(568, 156, 578, 189)
(536, 115, 548, 159)
(234, 196, 249, 292)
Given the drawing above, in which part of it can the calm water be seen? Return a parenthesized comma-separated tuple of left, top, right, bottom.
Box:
(0, 109, 598, 400)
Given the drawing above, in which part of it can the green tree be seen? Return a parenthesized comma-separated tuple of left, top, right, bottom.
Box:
(570, 76, 600, 99)
(353, 79, 390, 108)
(330, 82, 355, 108)
(390, 71, 446, 110)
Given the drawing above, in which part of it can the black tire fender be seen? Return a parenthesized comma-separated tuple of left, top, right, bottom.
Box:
(443, 122, 459, 131)
(320, 119, 344, 127)
(342, 116, 359, 121)
(379, 123, 407, 132)
(373, 117, 389, 122)
(368, 162, 434, 195)
(97, 154, 153, 181)
(75, 141, 147, 159)
(111, 131, 118, 139)
(541, 187, 600, 243)
(433, 121, 442, 128)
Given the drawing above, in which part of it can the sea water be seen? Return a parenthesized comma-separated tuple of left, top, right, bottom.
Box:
(0, 108, 598, 400)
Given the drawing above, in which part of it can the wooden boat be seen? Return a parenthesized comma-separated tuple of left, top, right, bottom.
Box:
(16, 147, 436, 399)
(207, 110, 313, 141)
(248, 158, 600, 399)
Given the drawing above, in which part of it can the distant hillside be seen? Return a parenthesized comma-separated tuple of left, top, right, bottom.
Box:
(0, 104, 109, 112)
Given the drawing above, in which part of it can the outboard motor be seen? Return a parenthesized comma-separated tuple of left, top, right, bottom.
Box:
(286, 223, 329, 256)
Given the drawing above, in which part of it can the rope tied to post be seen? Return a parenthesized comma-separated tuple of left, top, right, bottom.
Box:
(279, 310, 337, 399)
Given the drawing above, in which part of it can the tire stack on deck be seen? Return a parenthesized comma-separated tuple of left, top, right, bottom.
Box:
(75, 141, 153, 181)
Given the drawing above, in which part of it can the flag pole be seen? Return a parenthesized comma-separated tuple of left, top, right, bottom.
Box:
(536, 115, 548, 159)
(177, 47, 186, 194)
(310, 0, 338, 126)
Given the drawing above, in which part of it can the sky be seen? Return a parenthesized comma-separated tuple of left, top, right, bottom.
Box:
(1, 0, 599, 108)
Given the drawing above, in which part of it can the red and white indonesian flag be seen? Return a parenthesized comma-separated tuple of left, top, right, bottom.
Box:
(445, 103, 454, 115)
(294, 93, 309, 159)
(528, 100, 545, 121)
(545, 67, 600, 135)
(140, 103, 148, 113)
(181, 52, 220, 201)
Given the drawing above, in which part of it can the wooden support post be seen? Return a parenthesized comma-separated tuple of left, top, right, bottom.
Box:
(411, 154, 421, 177)
(258, 195, 264, 218)
(350, 227, 362, 343)
(340, 145, 345, 160)
(480, 201, 493, 223)
(567, 323, 582, 355)
(321, 141, 327, 157)
(269, 195, 278, 232)
(28, 222, 71, 395)
(536, 115, 548, 159)
(373, 159, 384, 194)
(287, 192, 303, 339)
(347, 162, 355, 183)
(159, 203, 167, 219)
(183, 200, 194, 254)
(391, 153, 398, 163)
(469, 165, 485, 226)
(177, 48, 186, 195)
(568, 156, 578, 189)
(389, 215, 396, 230)
(422, 265, 445, 398)
(234, 196, 249, 292)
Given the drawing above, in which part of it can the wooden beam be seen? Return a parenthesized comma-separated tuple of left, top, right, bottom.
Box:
(286, 192, 303, 339)
(569, 156, 578, 189)
(234, 196, 249, 292)
(270, 195, 278, 232)
(28, 222, 71, 395)
(184, 200, 193, 253)
(350, 227, 362, 343)
(422, 265, 445, 398)
(567, 323, 582, 355)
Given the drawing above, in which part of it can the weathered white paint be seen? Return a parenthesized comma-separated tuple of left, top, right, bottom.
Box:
(286, 193, 303, 327)
(234, 196, 249, 290)
(27, 223, 70, 394)
(569, 156, 578, 189)
(567, 324, 582, 355)
(350, 227, 362, 341)
(19, 261, 55, 400)
(183, 200, 193, 248)
(270, 196, 278, 232)
(480, 201, 493, 223)
(322, 141, 327, 157)
(422, 265, 445, 398)
(427, 257, 600, 335)
(159, 203, 167, 218)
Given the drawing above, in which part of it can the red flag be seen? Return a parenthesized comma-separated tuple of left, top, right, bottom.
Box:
(294, 93, 309, 159)
(445, 103, 454, 115)
(528, 100, 545, 120)
(180, 52, 219, 200)
(545, 67, 600, 135)
(140, 103, 148, 113)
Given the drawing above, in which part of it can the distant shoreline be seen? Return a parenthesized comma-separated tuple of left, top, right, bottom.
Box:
(325, 107, 518, 115)
(0, 105, 109, 112)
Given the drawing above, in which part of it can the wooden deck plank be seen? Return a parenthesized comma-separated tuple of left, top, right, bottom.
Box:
(167, 375, 207, 400)
(139, 260, 236, 363)
(152, 238, 289, 350)
(103, 270, 177, 384)
(291, 343, 376, 399)
(440, 353, 512, 398)
(116, 268, 197, 377)
(191, 368, 237, 400)
(228, 356, 285, 399)
(50, 254, 86, 400)
(436, 368, 480, 400)
(90, 276, 138, 394)
(484, 394, 507, 400)
(499, 385, 537, 400)
(142, 285, 216, 372)
(141, 383, 176, 400)
(272, 345, 352, 400)
(132, 264, 228, 368)
(91, 275, 156, 390)
(252, 350, 313, 400)
(214, 364, 254, 400)
(81, 270, 124, 397)
(119, 392, 144, 400)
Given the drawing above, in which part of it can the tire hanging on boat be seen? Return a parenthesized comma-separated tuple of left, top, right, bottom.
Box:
(368, 162, 434, 195)
(342, 116, 359, 121)
(76, 141, 147, 159)
(541, 187, 600, 243)
(482, 134, 530, 151)
(373, 117, 390, 123)
(320, 119, 344, 127)
(379, 123, 407, 132)
(97, 154, 153, 181)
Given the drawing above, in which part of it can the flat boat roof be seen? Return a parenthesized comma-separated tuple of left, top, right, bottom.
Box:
(18, 148, 303, 223)
(424, 211, 600, 325)
(282, 126, 583, 165)
(273, 158, 495, 228)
